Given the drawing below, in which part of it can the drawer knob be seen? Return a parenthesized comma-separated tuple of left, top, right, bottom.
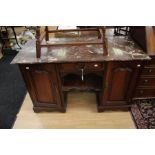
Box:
(149, 69, 152, 73)
(144, 79, 148, 83)
(140, 90, 144, 94)
(137, 64, 141, 67)
(26, 67, 29, 70)
(94, 64, 99, 67)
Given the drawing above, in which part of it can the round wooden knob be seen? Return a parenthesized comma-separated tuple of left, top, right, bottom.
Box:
(149, 69, 152, 73)
(140, 90, 144, 94)
(94, 64, 99, 67)
(144, 79, 148, 83)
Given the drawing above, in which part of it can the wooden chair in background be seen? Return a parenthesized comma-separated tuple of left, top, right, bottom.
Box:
(114, 26, 130, 36)
(0, 26, 21, 54)
(36, 26, 108, 58)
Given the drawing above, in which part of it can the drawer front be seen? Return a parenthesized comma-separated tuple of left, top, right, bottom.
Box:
(85, 62, 104, 71)
(22, 64, 51, 71)
(145, 58, 155, 67)
(141, 67, 155, 76)
(135, 88, 155, 98)
(60, 63, 79, 72)
(60, 62, 104, 72)
(137, 77, 155, 87)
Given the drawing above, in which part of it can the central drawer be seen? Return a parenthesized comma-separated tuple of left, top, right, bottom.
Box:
(60, 62, 104, 73)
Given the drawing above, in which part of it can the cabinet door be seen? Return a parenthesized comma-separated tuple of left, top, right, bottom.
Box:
(102, 62, 142, 106)
(20, 64, 62, 108)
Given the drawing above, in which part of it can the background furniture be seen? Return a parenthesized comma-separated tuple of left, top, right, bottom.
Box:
(130, 26, 155, 99)
(0, 26, 21, 53)
(114, 26, 130, 36)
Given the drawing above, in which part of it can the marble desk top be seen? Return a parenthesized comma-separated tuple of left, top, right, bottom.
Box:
(12, 34, 151, 64)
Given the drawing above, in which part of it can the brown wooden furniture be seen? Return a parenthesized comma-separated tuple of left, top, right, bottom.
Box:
(19, 63, 66, 112)
(130, 26, 155, 99)
(114, 26, 130, 36)
(36, 26, 108, 58)
(0, 26, 21, 52)
(18, 60, 144, 112)
(12, 27, 153, 113)
(99, 61, 143, 111)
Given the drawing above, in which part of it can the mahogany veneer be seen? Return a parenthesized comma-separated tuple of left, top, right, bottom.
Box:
(131, 27, 155, 99)
(13, 27, 155, 113)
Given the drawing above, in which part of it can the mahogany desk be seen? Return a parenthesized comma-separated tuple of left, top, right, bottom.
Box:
(12, 33, 152, 112)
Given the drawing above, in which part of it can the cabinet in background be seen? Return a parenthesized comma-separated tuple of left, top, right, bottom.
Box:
(134, 56, 155, 99)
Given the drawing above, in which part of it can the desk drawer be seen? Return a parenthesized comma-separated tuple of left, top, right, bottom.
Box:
(137, 77, 155, 87)
(60, 63, 79, 72)
(141, 67, 155, 76)
(85, 62, 104, 71)
(145, 58, 155, 67)
(60, 62, 104, 72)
(135, 88, 155, 98)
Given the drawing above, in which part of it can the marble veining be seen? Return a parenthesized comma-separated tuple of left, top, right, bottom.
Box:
(12, 35, 150, 64)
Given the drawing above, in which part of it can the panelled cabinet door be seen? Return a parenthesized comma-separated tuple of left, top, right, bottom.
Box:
(20, 64, 62, 108)
(102, 62, 142, 106)
(109, 67, 132, 101)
